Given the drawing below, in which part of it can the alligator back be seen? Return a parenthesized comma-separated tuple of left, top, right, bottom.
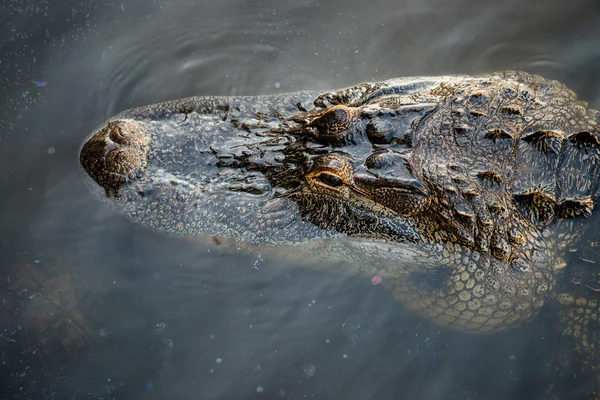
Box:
(410, 72, 599, 240)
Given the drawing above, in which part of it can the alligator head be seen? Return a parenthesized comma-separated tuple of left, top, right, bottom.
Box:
(80, 77, 448, 257)
(80, 72, 600, 332)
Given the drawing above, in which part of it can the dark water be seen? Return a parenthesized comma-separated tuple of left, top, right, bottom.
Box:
(1, 0, 600, 399)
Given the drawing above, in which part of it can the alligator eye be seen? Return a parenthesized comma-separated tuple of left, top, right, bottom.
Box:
(309, 105, 358, 136)
(317, 173, 344, 187)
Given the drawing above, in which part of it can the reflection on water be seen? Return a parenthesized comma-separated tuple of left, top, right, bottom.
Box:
(1, 0, 600, 398)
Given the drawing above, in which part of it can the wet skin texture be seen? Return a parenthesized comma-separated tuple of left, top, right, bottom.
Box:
(81, 71, 600, 397)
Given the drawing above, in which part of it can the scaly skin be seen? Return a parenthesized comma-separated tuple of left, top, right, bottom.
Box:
(80, 71, 600, 396)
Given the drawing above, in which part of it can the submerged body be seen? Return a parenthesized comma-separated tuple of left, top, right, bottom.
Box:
(80, 72, 600, 394)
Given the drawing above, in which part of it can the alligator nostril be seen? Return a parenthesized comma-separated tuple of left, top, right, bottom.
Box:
(108, 122, 130, 144)
(108, 127, 124, 143)
(105, 148, 136, 175)
(106, 119, 149, 145)
(81, 118, 151, 198)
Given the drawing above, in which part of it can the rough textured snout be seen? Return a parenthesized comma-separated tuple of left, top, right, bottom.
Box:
(77, 93, 345, 244)
(80, 119, 151, 197)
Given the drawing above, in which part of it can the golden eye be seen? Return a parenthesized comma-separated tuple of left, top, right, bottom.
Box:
(317, 173, 344, 187)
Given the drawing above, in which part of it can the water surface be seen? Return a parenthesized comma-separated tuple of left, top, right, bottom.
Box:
(1, 0, 600, 398)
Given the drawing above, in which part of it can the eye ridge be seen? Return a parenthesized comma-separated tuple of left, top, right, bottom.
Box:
(318, 173, 344, 187)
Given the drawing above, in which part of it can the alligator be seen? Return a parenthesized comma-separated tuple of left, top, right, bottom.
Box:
(80, 71, 600, 397)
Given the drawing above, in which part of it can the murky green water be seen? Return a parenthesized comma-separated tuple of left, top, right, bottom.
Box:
(1, 0, 599, 398)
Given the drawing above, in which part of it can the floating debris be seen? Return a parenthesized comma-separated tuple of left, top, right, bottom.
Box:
(253, 364, 262, 372)
(579, 258, 596, 264)
(252, 253, 264, 270)
(155, 322, 168, 334)
(256, 386, 264, 393)
(302, 363, 316, 378)
(101, 379, 124, 395)
(31, 80, 47, 87)
(159, 338, 174, 372)
(278, 389, 286, 396)
(145, 380, 153, 390)
(371, 276, 382, 285)
(47, 147, 55, 154)
(216, 357, 223, 364)
(341, 313, 372, 342)
(98, 328, 109, 338)
(342, 354, 348, 359)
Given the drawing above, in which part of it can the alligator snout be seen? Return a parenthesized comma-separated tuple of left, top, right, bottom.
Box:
(80, 119, 151, 197)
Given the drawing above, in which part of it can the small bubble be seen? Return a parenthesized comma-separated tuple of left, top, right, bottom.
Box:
(342, 354, 348, 359)
(274, 82, 281, 89)
(216, 358, 223, 364)
(325, 339, 330, 343)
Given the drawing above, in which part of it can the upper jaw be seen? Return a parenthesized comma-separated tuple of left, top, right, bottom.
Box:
(78, 78, 445, 244)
